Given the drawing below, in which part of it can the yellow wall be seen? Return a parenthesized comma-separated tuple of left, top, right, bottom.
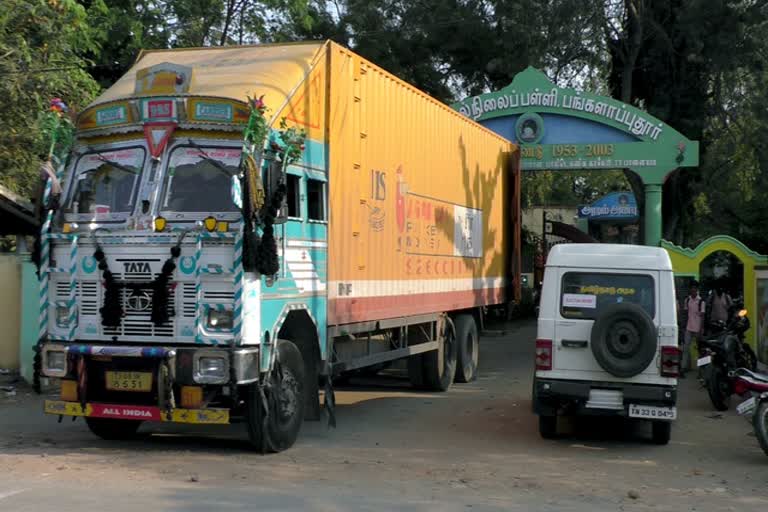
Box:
(0, 255, 21, 369)
(662, 236, 768, 348)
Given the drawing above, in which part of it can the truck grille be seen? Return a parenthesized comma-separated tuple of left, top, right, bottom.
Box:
(103, 285, 177, 338)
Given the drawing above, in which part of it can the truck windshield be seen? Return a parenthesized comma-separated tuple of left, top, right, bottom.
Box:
(67, 147, 145, 216)
(161, 146, 242, 212)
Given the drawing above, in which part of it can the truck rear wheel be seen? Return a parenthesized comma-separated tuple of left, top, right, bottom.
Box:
(246, 339, 305, 453)
(85, 418, 142, 441)
(422, 318, 457, 392)
(454, 314, 479, 383)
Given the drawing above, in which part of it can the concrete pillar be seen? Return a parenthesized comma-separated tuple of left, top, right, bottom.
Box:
(644, 183, 663, 247)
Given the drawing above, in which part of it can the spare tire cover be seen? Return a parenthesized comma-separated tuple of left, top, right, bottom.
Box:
(590, 303, 657, 378)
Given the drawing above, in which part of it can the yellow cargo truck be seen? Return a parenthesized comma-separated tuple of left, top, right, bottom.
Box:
(38, 41, 521, 451)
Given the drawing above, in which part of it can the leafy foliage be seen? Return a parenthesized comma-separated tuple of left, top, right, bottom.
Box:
(0, 0, 103, 196)
(3, 0, 768, 254)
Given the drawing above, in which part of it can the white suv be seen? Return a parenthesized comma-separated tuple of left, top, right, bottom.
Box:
(532, 244, 681, 444)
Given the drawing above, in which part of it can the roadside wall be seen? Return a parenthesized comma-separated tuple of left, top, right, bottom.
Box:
(0, 254, 21, 369)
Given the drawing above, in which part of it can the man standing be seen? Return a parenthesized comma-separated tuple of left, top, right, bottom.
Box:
(681, 281, 705, 378)
(708, 283, 732, 325)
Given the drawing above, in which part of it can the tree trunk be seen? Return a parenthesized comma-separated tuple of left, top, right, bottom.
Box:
(619, 0, 646, 243)
(220, 0, 237, 46)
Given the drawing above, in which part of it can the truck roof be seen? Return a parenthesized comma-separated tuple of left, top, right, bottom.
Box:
(546, 243, 673, 271)
(88, 41, 325, 110)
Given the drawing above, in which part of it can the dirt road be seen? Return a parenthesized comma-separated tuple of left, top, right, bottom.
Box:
(1, 321, 766, 511)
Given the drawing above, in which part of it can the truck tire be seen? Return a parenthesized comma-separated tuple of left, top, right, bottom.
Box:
(454, 314, 479, 383)
(423, 318, 457, 392)
(590, 303, 657, 378)
(651, 421, 671, 445)
(85, 418, 142, 441)
(246, 339, 305, 453)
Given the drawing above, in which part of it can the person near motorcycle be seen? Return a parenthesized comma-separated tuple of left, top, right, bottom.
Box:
(707, 283, 733, 325)
(680, 281, 706, 378)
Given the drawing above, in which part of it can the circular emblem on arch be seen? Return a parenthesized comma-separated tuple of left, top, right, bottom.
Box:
(179, 255, 196, 274)
(81, 256, 98, 274)
(515, 112, 545, 144)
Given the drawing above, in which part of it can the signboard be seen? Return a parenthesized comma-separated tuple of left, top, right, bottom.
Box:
(579, 192, 639, 221)
(451, 67, 700, 175)
(186, 98, 251, 124)
(519, 142, 689, 171)
(78, 101, 134, 130)
(140, 98, 177, 122)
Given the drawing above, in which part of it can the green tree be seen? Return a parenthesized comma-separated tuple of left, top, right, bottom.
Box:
(0, 0, 104, 197)
(604, 0, 767, 245)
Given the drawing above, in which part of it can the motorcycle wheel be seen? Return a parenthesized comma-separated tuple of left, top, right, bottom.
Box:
(707, 366, 730, 411)
(742, 344, 758, 371)
(752, 401, 768, 457)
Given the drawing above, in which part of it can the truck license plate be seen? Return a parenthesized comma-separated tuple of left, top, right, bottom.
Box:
(696, 355, 712, 367)
(628, 404, 677, 420)
(105, 371, 152, 392)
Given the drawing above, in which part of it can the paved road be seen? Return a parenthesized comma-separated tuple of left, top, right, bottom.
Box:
(1, 321, 767, 511)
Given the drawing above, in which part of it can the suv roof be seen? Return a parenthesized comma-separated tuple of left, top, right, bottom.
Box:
(546, 243, 673, 271)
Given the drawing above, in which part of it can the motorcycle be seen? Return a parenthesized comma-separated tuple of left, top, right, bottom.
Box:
(733, 368, 768, 456)
(696, 307, 756, 411)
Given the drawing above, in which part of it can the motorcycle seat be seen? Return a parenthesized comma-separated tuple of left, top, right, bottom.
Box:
(736, 368, 768, 383)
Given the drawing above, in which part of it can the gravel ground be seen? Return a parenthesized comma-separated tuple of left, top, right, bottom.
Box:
(0, 320, 766, 511)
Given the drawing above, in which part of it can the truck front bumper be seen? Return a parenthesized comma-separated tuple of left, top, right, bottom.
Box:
(44, 400, 230, 424)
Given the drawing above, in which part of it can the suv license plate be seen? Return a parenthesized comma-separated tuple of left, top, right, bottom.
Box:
(697, 355, 712, 367)
(628, 404, 677, 420)
(105, 371, 153, 392)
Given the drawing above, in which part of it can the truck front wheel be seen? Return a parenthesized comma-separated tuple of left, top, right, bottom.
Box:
(85, 418, 142, 441)
(246, 339, 306, 453)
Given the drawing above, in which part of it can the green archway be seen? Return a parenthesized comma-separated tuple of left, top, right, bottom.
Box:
(453, 67, 700, 247)
(662, 236, 768, 352)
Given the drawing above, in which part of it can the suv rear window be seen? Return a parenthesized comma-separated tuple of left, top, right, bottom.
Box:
(560, 272, 655, 320)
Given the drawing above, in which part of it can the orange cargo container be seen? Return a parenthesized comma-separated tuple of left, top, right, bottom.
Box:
(278, 42, 520, 326)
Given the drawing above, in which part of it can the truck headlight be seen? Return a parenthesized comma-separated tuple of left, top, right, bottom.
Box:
(193, 351, 230, 384)
(42, 346, 68, 377)
(55, 304, 70, 327)
(206, 307, 233, 330)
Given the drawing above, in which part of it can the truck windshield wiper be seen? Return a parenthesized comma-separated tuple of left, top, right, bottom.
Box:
(186, 139, 236, 178)
(95, 154, 139, 175)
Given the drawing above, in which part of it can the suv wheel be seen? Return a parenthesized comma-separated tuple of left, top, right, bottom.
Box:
(539, 415, 557, 439)
(651, 421, 671, 445)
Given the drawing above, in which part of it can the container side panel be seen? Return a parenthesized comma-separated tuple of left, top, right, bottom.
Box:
(327, 44, 513, 325)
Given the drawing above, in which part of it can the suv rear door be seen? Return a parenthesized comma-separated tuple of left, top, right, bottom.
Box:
(552, 269, 660, 381)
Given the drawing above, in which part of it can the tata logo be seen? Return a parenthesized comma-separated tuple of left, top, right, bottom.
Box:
(127, 290, 152, 312)
(124, 261, 151, 273)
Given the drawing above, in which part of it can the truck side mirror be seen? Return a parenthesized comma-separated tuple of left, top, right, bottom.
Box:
(265, 158, 288, 225)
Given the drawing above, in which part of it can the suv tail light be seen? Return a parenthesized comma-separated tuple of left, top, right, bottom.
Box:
(535, 339, 553, 371)
(660, 346, 681, 378)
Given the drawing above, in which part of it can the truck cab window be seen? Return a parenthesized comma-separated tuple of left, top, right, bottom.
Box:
(67, 148, 145, 217)
(307, 178, 326, 221)
(162, 146, 241, 213)
(286, 174, 300, 218)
